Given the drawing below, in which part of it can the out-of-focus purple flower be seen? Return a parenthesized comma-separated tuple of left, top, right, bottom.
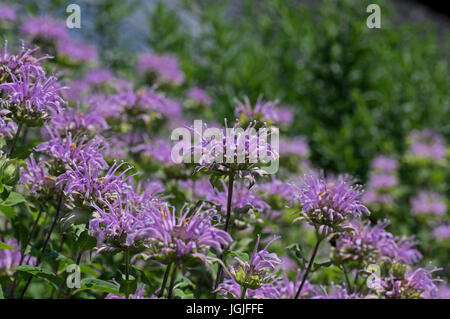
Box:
(433, 224, 450, 242)
(436, 284, 450, 299)
(20, 155, 56, 198)
(0, 114, 16, 138)
(57, 40, 98, 63)
(363, 155, 399, 206)
(279, 137, 310, 157)
(186, 87, 212, 107)
(138, 52, 185, 86)
(371, 155, 398, 173)
(178, 177, 214, 200)
(21, 15, 68, 43)
(132, 138, 173, 163)
(106, 284, 154, 299)
(207, 180, 270, 213)
(408, 129, 447, 162)
(137, 203, 232, 266)
(49, 105, 109, 135)
(219, 274, 314, 299)
(314, 283, 356, 299)
(234, 95, 292, 125)
(0, 4, 16, 23)
(411, 191, 447, 217)
(379, 264, 441, 299)
(0, 238, 36, 275)
(334, 220, 422, 266)
(292, 174, 370, 236)
(84, 69, 114, 85)
(367, 174, 398, 189)
(0, 68, 65, 125)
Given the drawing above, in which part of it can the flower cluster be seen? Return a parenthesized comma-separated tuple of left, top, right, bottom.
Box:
(292, 174, 370, 236)
(363, 155, 399, 206)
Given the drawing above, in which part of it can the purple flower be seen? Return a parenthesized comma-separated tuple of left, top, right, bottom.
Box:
(177, 177, 215, 201)
(20, 155, 57, 198)
(58, 160, 133, 205)
(218, 275, 313, 299)
(408, 129, 447, 162)
(138, 52, 185, 86)
(0, 238, 36, 275)
(220, 235, 281, 293)
(84, 69, 114, 85)
(371, 155, 398, 173)
(0, 114, 16, 139)
(106, 284, 154, 299)
(90, 193, 155, 253)
(314, 283, 356, 299)
(0, 68, 65, 125)
(433, 224, 450, 242)
(334, 219, 422, 266)
(0, 4, 16, 23)
(379, 264, 441, 299)
(279, 137, 310, 157)
(367, 174, 398, 189)
(135, 203, 232, 266)
(436, 284, 450, 299)
(192, 120, 279, 185)
(1, 40, 48, 76)
(49, 105, 109, 135)
(207, 180, 270, 214)
(186, 87, 212, 107)
(411, 191, 447, 217)
(35, 127, 107, 170)
(57, 40, 98, 63)
(292, 175, 370, 236)
(234, 96, 292, 125)
(132, 138, 173, 163)
(257, 178, 296, 201)
(21, 15, 68, 43)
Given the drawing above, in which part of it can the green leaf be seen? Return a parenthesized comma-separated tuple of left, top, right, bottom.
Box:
(312, 260, 333, 272)
(79, 265, 100, 277)
(0, 241, 14, 249)
(1, 191, 25, 206)
(0, 283, 4, 299)
(15, 265, 62, 288)
(0, 205, 16, 221)
(286, 243, 307, 266)
(75, 278, 121, 295)
(224, 250, 249, 262)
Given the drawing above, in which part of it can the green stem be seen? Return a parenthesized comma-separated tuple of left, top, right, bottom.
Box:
(20, 191, 64, 299)
(167, 264, 178, 299)
(294, 236, 322, 299)
(240, 286, 247, 299)
(8, 118, 24, 157)
(212, 173, 235, 298)
(9, 208, 43, 297)
(125, 249, 130, 299)
(158, 263, 173, 298)
(342, 264, 353, 293)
